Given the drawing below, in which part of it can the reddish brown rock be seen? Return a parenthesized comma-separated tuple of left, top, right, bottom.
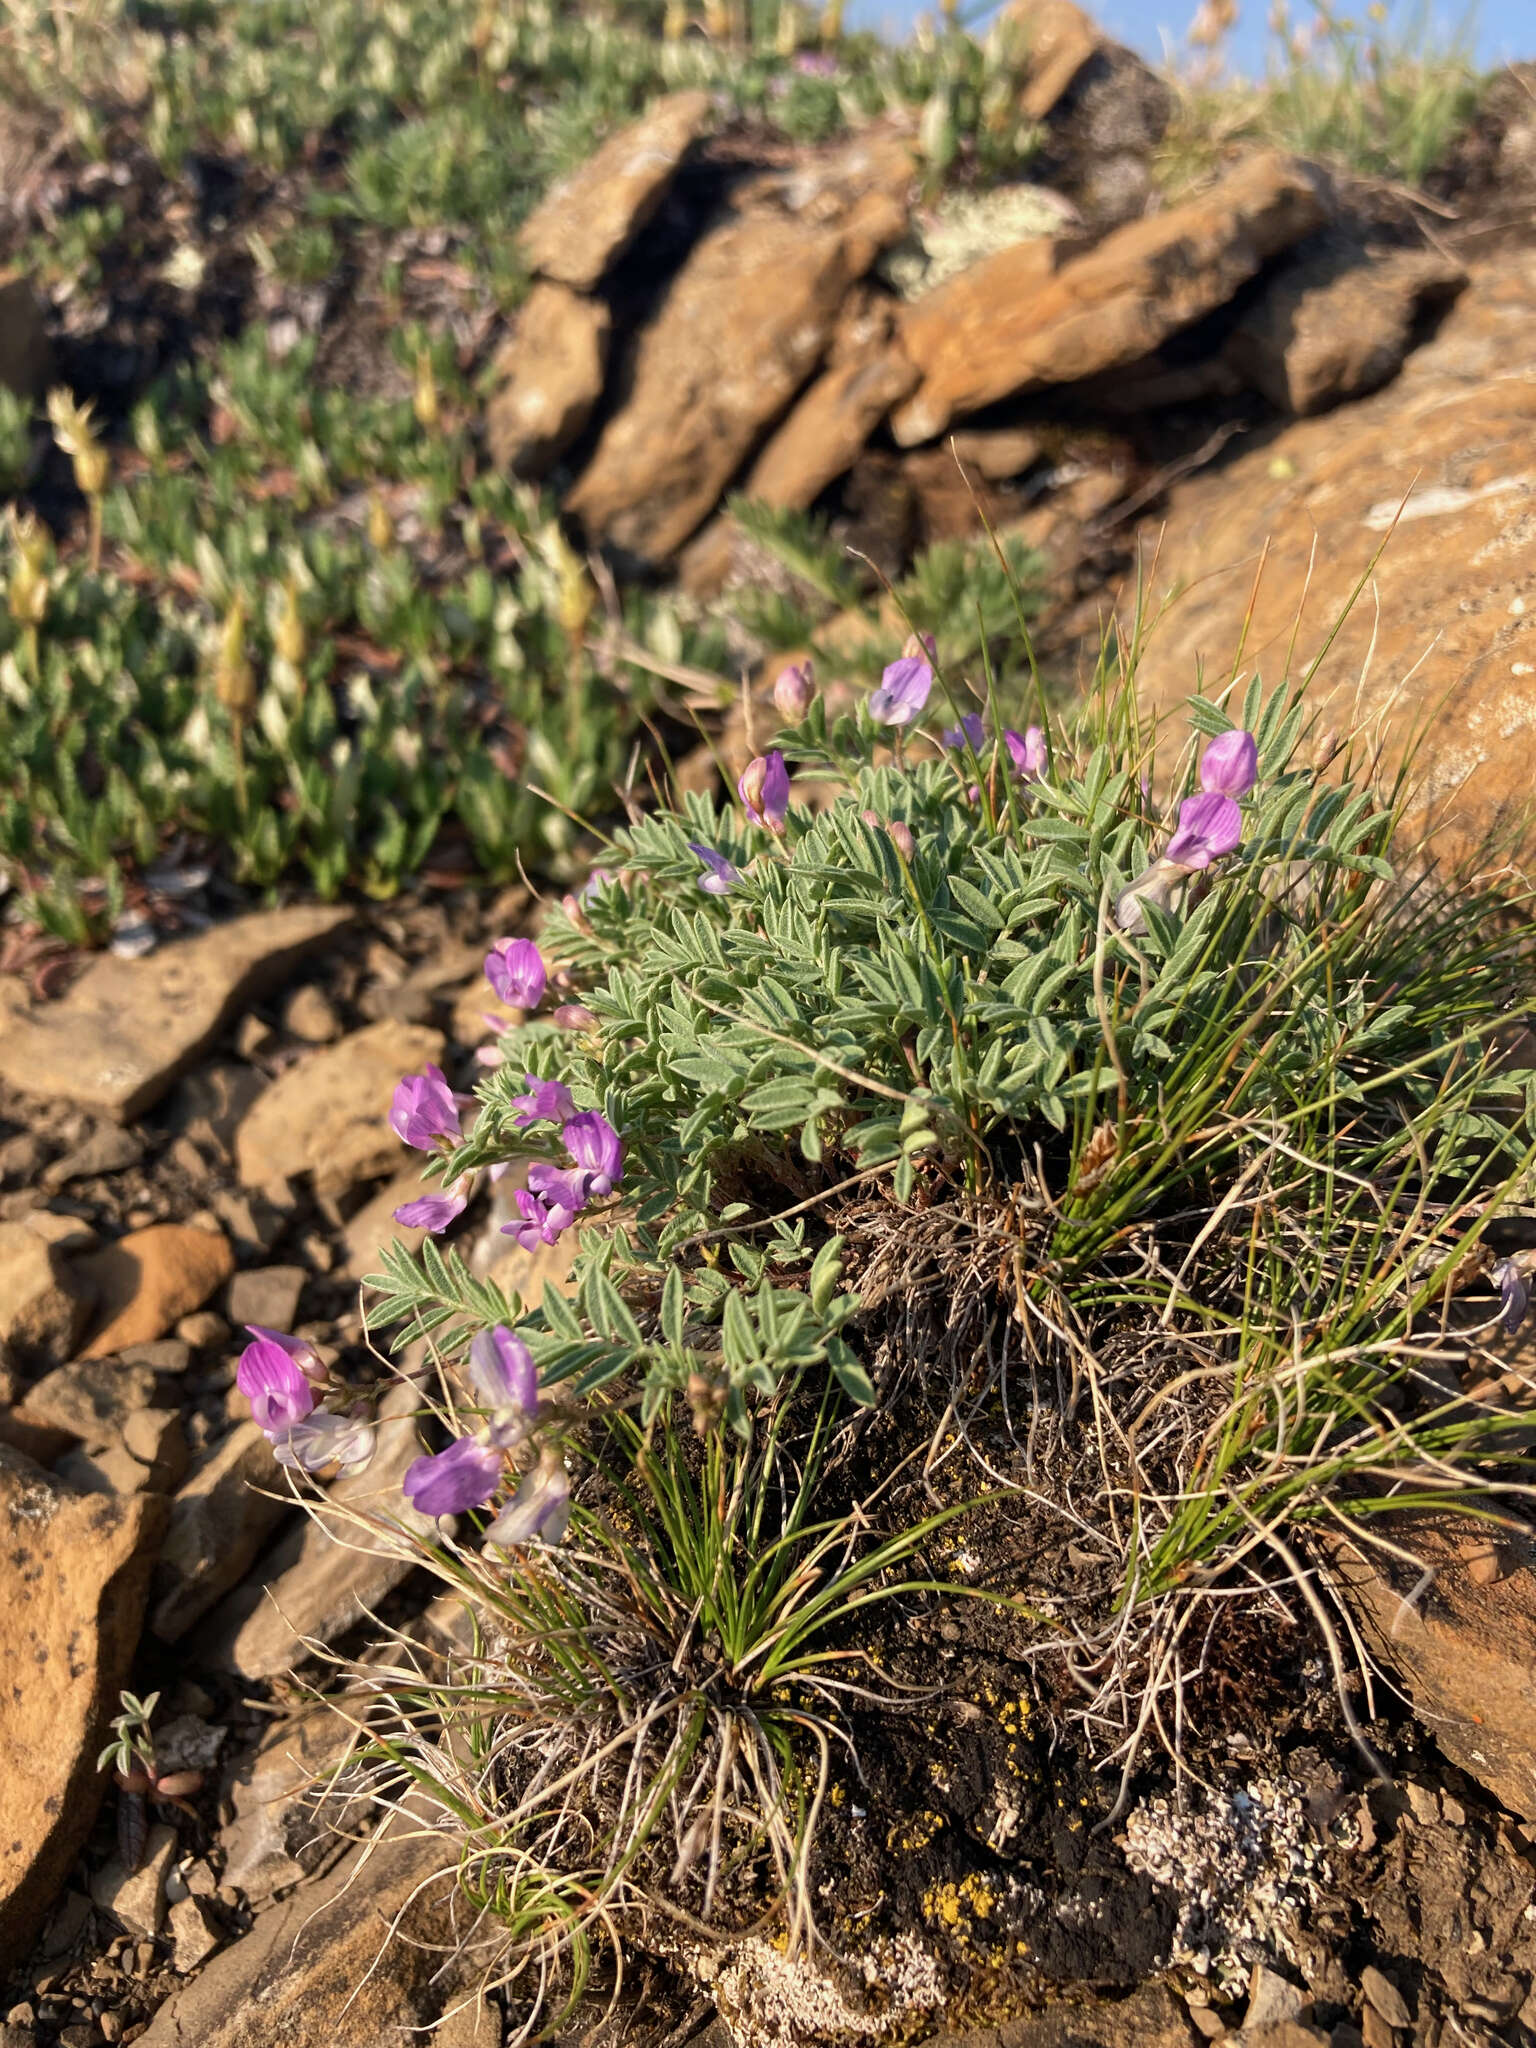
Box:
(891, 150, 1325, 447)
(567, 133, 914, 564)
(0, 903, 350, 1122)
(1330, 1512, 1536, 1820)
(1226, 231, 1467, 415)
(517, 88, 714, 290)
(0, 1449, 168, 1957)
(1122, 260, 1536, 865)
(486, 281, 611, 477)
(1008, 0, 1103, 121)
(80, 1224, 235, 1358)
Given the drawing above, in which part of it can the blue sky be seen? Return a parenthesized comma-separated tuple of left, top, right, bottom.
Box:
(846, 2, 1530, 75)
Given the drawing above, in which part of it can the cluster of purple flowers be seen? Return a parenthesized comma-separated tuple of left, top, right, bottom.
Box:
(401, 1324, 571, 1544)
(236, 1326, 376, 1475)
(1115, 728, 1259, 933)
(505, 1101, 623, 1252)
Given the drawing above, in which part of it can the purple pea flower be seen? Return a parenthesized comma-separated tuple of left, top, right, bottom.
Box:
(394, 1173, 471, 1234)
(274, 1410, 376, 1477)
(1199, 729, 1259, 800)
(868, 654, 932, 727)
(485, 1455, 572, 1549)
(689, 842, 740, 896)
(243, 1324, 324, 1378)
(510, 1073, 576, 1127)
(1163, 792, 1243, 870)
(942, 713, 986, 751)
(237, 1338, 316, 1435)
(793, 50, 839, 74)
(484, 936, 546, 1010)
(404, 1434, 504, 1518)
(1004, 726, 1047, 778)
(468, 1326, 539, 1446)
(389, 1065, 461, 1151)
(1494, 1258, 1529, 1336)
(738, 751, 790, 833)
(564, 1110, 622, 1198)
(553, 1003, 598, 1031)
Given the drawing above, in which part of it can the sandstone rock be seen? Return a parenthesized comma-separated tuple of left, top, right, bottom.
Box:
(0, 1219, 93, 1365)
(1226, 232, 1466, 415)
(226, 1264, 307, 1335)
(340, 1169, 432, 1282)
(891, 150, 1325, 447)
(218, 1705, 367, 1900)
(1330, 1513, 1536, 1819)
(1246, 1962, 1307, 2028)
(79, 1224, 235, 1358)
(197, 1383, 441, 1679)
(486, 282, 610, 478)
(448, 974, 519, 1046)
(167, 1894, 221, 1974)
(1123, 259, 1536, 866)
(737, 286, 918, 514)
(0, 1449, 168, 1957)
(281, 984, 341, 1044)
(518, 89, 715, 291)
(0, 905, 350, 1122)
(90, 1823, 177, 1937)
(0, 270, 51, 400)
(1008, 0, 1102, 121)
(433, 1994, 501, 2047)
(17, 1358, 164, 1448)
(136, 1814, 460, 2048)
(151, 1422, 294, 1642)
(568, 133, 913, 563)
(233, 1020, 445, 1193)
(949, 424, 1047, 481)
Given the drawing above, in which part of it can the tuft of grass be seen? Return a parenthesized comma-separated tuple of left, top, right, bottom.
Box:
(1160, 1, 1481, 195)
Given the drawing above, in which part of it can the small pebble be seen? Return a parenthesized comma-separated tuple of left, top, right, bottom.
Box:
(60, 2026, 97, 2048)
(133, 1942, 155, 1977)
(1187, 2006, 1223, 2039)
(1403, 1783, 1438, 1826)
(1360, 1965, 1411, 2030)
(101, 2016, 124, 2043)
(176, 1310, 230, 1348)
(1360, 2007, 1396, 2048)
(4, 2006, 33, 2027)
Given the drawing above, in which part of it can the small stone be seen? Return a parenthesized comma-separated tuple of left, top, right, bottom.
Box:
(1246, 1963, 1306, 2029)
(233, 1021, 446, 1195)
(175, 1311, 229, 1349)
(121, 1408, 190, 1489)
(167, 1895, 220, 1974)
(55, 1441, 163, 1498)
(1359, 2009, 1396, 2048)
(3, 2007, 32, 2027)
(1189, 2008, 1224, 2040)
(120, 1339, 192, 1374)
(1439, 1791, 1466, 1825)
(281, 985, 341, 1044)
(0, 1219, 94, 1366)
(1359, 1968, 1411, 2031)
(208, 1186, 290, 1258)
(150, 1421, 294, 1642)
(1463, 1536, 1509, 1585)
(60, 2026, 96, 2048)
(78, 1225, 235, 1358)
(90, 1824, 177, 1937)
(0, 906, 351, 1121)
(101, 2014, 124, 2043)
(16, 1360, 163, 1450)
(1403, 1782, 1439, 1825)
(134, 1942, 155, 1976)
(234, 1014, 274, 1061)
(42, 1125, 146, 1190)
(225, 1265, 306, 1336)
(154, 1715, 225, 1775)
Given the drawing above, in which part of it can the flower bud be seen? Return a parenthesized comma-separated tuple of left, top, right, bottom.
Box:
(772, 659, 815, 724)
(413, 350, 440, 432)
(367, 493, 394, 551)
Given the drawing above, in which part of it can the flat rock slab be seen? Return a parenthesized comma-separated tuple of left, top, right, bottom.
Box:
(79, 1223, 235, 1357)
(0, 904, 351, 1122)
(486, 279, 610, 477)
(151, 1421, 293, 1642)
(517, 88, 715, 290)
(218, 1704, 367, 1900)
(1330, 1513, 1536, 1821)
(567, 131, 913, 564)
(197, 1383, 440, 1679)
(0, 1448, 168, 1956)
(1226, 230, 1467, 415)
(1123, 257, 1536, 867)
(890, 149, 1324, 446)
(136, 1817, 460, 2047)
(234, 1019, 445, 1193)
